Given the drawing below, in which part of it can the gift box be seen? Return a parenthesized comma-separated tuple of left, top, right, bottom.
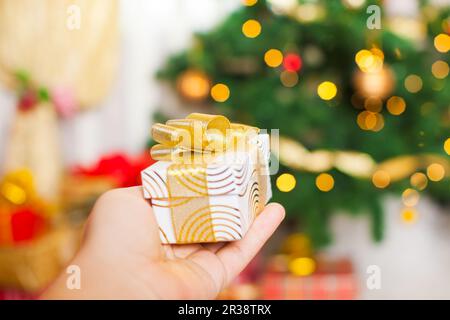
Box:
(261, 257, 358, 300)
(141, 113, 272, 244)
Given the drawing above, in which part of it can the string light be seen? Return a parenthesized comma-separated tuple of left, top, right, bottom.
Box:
(401, 208, 417, 224)
(315, 173, 334, 192)
(434, 33, 450, 53)
(210, 83, 230, 102)
(355, 48, 383, 73)
(402, 188, 420, 207)
(264, 49, 283, 67)
(276, 173, 296, 192)
(242, 19, 261, 38)
(243, 0, 258, 6)
(426, 163, 445, 181)
(288, 257, 316, 276)
(177, 70, 210, 101)
(317, 81, 337, 100)
(372, 170, 390, 188)
(280, 71, 298, 87)
(364, 97, 382, 112)
(410, 172, 428, 190)
(431, 60, 449, 79)
(283, 53, 302, 72)
(404, 74, 423, 93)
(386, 96, 406, 115)
(445, 138, 450, 155)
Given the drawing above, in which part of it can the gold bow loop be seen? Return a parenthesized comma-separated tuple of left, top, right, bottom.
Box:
(150, 113, 260, 162)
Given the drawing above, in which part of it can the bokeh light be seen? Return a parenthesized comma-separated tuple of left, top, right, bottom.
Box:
(276, 173, 296, 192)
(402, 188, 420, 207)
(177, 70, 210, 101)
(288, 257, 316, 276)
(410, 172, 428, 190)
(243, 0, 258, 6)
(404, 74, 423, 93)
(364, 97, 382, 112)
(242, 19, 261, 38)
(372, 170, 390, 188)
(317, 81, 337, 100)
(355, 48, 383, 73)
(210, 83, 230, 102)
(434, 33, 450, 53)
(431, 60, 449, 79)
(264, 49, 283, 67)
(401, 208, 417, 224)
(280, 71, 298, 87)
(315, 173, 334, 192)
(426, 163, 445, 181)
(386, 96, 406, 115)
(283, 53, 302, 72)
(445, 138, 450, 155)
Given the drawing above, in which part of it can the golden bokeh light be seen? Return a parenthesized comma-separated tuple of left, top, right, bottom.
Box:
(243, 0, 258, 6)
(242, 19, 261, 38)
(401, 208, 417, 224)
(264, 49, 283, 67)
(386, 96, 406, 115)
(434, 33, 450, 53)
(280, 71, 298, 87)
(355, 48, 384, 73)
(372, 170, 390, 188)
(276, 173, 296, 192)
(445, 138, 450, 155)
(288, 257, 316, 276)
(402, 188, 420, 207)
(431, 60, 449, 79)
(364, 97, 382, 112)
(410, 172, 428, 190)
(426, 163, 445, 182)
(357, 111, 383, 131)
(210, 83, 230, 102)
(404, 74, 423, 93)
(315, 173, 334, 192)
(317, 81, 337, 100)
(177, 70, 210, 101)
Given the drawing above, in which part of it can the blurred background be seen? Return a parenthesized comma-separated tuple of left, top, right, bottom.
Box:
(0, 0, 449, 299)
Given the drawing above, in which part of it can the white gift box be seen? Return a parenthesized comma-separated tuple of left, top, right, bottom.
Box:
(141, 134, 272, 244)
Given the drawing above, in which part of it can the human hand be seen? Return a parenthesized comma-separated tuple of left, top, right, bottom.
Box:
(41, 187, 285, 299)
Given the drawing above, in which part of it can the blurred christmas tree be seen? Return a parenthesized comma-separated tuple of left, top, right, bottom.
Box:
(156, 0, 450, 247)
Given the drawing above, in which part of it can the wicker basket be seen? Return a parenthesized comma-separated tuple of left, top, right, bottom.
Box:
(0, 226, 79, 293)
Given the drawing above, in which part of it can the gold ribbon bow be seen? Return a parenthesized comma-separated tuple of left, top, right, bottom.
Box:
(150, 113, 259, 162)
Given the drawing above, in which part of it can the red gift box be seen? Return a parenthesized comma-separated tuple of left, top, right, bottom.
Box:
(261, 257, 358, 300)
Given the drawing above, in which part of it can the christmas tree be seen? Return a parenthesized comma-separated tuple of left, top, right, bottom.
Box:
(156, 0, 450, 247)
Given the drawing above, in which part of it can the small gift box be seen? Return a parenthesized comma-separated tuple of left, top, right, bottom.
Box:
(142, 113, 272, 244)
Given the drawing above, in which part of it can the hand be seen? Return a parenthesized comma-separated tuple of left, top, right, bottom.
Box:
(41, 187, 285, 299)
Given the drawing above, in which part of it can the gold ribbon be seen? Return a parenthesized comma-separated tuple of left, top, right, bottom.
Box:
(150, 113, 259, 162)
(149, 113, 268, 243)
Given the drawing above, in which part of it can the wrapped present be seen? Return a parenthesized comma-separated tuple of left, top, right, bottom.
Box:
(0, 227, 79, 292)
(142, 113, 272, 244)
(261, 257, 358, 300)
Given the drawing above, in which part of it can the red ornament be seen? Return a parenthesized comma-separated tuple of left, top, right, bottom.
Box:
(283, 53, 303, 72)
(73, 152, 155, 188)
(17, 90, 38, 112)
(10, 207, 46, 243)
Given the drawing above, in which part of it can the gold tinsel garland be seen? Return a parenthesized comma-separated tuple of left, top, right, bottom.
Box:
(276, 136, 450, 183)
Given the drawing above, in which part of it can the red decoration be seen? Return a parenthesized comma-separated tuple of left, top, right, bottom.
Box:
(283, 53, 303, 72)
(261, 257, 358, 300)
(10, 208, 46, 243)
(17, 90, 38, 112)
(73, 152, 155, 188)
